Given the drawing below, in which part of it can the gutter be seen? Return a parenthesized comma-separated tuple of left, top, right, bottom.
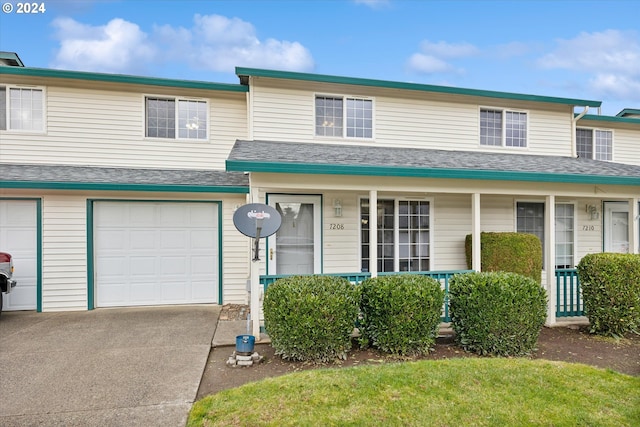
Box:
(572, 106, 589, 158)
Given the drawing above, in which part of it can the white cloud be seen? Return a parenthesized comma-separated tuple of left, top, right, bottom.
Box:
(50, 14, 314, 75)
(184, 14, 314, 72)
(51, 17, 157, 74)
(538, 30, 640, 101)
(407, 40, 478, 75)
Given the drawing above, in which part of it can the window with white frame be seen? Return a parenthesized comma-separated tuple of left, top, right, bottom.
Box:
(0, 85, 45, 131)
(576, 128, 612, 161)
(480, 108, 527, 147)
(316, 95, 372, 139)
(555, 203, 575, 269)
(145, 96, 207, 140)
(516, 202, 576, 269)
(361, 199, 430, 273)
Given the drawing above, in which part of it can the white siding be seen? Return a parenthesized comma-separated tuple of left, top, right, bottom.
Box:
(41, 195, 88, 311)
(249, 78, 574, 157)
(0, 85, 247, 170)
(432, 194, 472, 270)
(322, 192, 361, 274)
(222, 196, 252, 304)
(612, 127, 640, 166)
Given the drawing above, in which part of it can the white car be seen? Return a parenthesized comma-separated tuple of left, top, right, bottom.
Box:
(0, 252, 17, 315)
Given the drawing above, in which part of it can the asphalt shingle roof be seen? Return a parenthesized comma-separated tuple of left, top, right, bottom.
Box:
(1, 163, 249, 187)
(227, 140, 640, 181)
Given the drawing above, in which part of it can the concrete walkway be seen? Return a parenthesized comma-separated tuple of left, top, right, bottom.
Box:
(0, 305, 220, 427)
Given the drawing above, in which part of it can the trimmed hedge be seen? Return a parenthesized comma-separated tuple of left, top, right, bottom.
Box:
(263, 275, 359, 362)
(577, 253, 640, 337)
(359, 274, 445, 355)
(465, 232, 542, 284)
(449, 272, 547, 356)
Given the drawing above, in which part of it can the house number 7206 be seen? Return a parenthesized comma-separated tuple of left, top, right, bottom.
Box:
(329, 224, 345, 230)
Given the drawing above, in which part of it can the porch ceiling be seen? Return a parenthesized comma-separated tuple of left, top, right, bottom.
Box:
(226, 140, 640, 187)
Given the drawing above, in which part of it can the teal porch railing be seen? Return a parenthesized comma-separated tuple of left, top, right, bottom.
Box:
(555, 268, 583, 317)
(259, 270, 473, 322)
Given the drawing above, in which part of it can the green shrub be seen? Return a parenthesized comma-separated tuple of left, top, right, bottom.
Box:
(359, 274, 445, 355)
(449, 272, 547, 356)
(465, 232, 542, 284)
(577, 253, 640, 337)
(263, 275, 359, 362)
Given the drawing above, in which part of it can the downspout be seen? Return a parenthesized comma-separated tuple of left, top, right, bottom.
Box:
(571, 106, 589, 158)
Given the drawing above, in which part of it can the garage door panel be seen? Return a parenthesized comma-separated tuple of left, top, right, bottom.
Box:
(1, 200, 38, 311)
(95, 202, 218, 308)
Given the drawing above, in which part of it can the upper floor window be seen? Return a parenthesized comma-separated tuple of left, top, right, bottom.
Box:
(145, 96, 207, 140)
(0, 86, 45, 132)
(315, 95, 372, 139)
(576, 128, 612, 161)
(480, 108, 527, 148)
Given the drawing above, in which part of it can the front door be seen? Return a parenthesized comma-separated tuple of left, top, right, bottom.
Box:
(604, 202, 629, 253)
(267, 195, 321, 274)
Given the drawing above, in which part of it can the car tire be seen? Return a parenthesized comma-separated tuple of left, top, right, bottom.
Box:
(0, 291, 3, 316)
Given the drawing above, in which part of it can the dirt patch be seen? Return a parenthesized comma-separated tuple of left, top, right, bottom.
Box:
(197, 307, 640, 400)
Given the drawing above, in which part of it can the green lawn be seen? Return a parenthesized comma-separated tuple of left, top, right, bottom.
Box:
(188, 358, 640, 427)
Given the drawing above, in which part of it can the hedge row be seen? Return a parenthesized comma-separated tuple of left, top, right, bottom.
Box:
(577, 253, 640, 337)
(264, 271, 549, 361)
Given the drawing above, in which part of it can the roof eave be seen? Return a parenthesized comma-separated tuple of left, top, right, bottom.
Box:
(235, 67, 602, 107)
(226, 159, 639, 187)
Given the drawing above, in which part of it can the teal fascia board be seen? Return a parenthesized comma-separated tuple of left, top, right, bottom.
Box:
(578, 113, 640, 125)
(236, 67, 602, 108)
(226, 159, 640, 187)
(0, 66, 248, 93)
(0, 181, 249, 193)
(616, 109, 640, 117)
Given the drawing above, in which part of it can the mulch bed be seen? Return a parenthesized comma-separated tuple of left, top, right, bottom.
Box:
(196, 306, 640, 399)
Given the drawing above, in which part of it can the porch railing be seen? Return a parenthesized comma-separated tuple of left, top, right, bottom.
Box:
(555, 268, 583, 317)
(259, 270, 473, 322)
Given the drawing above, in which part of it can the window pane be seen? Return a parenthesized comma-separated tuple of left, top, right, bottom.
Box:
(576, 128, 593, 159)
(594, 130, 612, 161)
(8, 88, 44, 131)
(517, 202, 545, 266)
(480, 109, 502, 146)
(346, 98, 372, 139)
(315, 96, 343, 137)
(0, 87, 6, 130)
(146, 97, 175, 138)
(178, 99, 207, 140)
(505, 111, 527, 147)
(555, 204, 574, 268)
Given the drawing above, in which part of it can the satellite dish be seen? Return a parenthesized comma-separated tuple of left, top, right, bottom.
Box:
(233, 203, 282, 238)
(233, 203, 282, 262)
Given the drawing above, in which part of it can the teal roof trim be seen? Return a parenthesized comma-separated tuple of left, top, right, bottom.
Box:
(0, 180, 250, 193)
(0, 66, 248, 92)
(226, 159, 640, 187)
(236, 67, 602, 107)
(616, 108, 640, 117)
(0, 52, 24, 67)
(578, 114, 640, 124)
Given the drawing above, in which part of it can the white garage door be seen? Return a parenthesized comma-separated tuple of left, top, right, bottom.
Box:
(94, 201, 218, 307)
(0, 200, 38, 311)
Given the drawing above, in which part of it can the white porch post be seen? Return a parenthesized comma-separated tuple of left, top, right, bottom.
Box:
(630, 198, 639, 254)
(250, 186, 261, 340)
(369, 190, 378, 278)
(471, 193, 481, 272)
(545, 195, 556, 326)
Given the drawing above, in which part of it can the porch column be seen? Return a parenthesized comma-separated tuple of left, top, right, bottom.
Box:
(471, 193, 481, 272)
(545, 195, 556, 326)
(630, 198, 639, 254)
(250, 186, 261, 339)
(369, 190, 378, 278)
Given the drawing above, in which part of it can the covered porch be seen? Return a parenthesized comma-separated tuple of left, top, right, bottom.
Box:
(226, 140, 640, 336)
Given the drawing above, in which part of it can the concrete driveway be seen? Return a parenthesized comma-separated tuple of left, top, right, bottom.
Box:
(0, 305, 220, 426)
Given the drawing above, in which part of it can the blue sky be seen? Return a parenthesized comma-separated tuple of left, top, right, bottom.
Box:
(1, 0, 639, 115)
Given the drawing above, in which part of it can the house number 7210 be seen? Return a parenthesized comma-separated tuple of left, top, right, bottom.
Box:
(582, 225, 596, 231)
